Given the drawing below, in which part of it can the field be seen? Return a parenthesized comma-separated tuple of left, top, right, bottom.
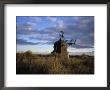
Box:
(16, 51, 94, 74)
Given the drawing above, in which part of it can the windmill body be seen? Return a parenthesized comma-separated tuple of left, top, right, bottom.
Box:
(51, 31, 69, 60)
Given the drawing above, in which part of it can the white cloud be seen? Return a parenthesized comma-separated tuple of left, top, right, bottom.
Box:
(81, 19, 91, 24)
(73, 16, 80, 20)
(47, 16, 57, 22)
(29, 17, 42, 23)
(57, 20, 65, 29)
(27, 22, 37, 26)
(79, 24, 88, 28)
(68, 47, 94, 53)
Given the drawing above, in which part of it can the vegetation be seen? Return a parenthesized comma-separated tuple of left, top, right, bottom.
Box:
(16, 51, 94, 74)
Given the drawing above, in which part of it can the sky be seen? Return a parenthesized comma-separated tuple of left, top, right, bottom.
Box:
(16, 16, 94, 55)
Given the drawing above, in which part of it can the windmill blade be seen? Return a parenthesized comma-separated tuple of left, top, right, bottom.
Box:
(69, 39, 76, 44)
(60, 31, 64, 34)
(67, 43, 72, 46)
(73, 39, 76, 44)
(67, 39, 77, 46)
(67, 42, 75, 46)
(65, 40, 68, 43)
(70, 39, 72, 42)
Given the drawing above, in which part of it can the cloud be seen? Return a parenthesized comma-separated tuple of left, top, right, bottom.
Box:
(29, 34, 57, 45)
(16, 16, 94, 48)
(72, 44, 93, 48)
(17, 24, 33, 31)
(17, 39, 39, 45)
(16, 23, 38, 35)
(29, 34, 56, 41)
(57, 20, 65, 29)
(47, 16, 57, 22)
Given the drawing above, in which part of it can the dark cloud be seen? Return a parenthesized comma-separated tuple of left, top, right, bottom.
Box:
(16, 16, 94, 48)
(16, 23, 38, 35)
(71, 44, 93, 48)
(17, 39, 39, 45)
(29, 35, 56, 41)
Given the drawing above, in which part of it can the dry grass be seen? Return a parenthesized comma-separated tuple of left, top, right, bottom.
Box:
(16, 51, 94, 74)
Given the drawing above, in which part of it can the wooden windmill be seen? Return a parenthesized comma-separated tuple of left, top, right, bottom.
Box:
(51, 31, 76, 60)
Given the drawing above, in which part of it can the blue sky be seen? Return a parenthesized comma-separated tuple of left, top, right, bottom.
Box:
(16, 16, 94, 55)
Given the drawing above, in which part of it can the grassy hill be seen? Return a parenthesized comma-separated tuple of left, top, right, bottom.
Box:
(16, 51, 94, 74)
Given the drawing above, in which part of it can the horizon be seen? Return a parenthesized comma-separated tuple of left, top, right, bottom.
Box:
(17, 46, 94, 56)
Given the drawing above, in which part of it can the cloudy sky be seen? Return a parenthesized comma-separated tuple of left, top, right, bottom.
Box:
(16, 16, 94, 55)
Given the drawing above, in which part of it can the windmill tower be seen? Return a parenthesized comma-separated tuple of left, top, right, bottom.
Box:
(51, 31, 69, 60)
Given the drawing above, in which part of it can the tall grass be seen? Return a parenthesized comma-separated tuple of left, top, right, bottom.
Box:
(16, 51, 94, 74)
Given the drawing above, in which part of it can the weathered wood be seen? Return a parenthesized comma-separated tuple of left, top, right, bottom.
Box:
(51, 31, 69, 60)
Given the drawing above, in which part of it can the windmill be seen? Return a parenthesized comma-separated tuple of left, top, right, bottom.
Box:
(59, 31, 64, 41)
(51, 31, 76, 60)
